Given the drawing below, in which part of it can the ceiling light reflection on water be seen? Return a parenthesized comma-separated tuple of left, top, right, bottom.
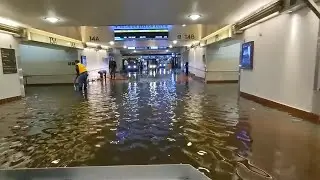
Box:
(0, 74, 275, 180)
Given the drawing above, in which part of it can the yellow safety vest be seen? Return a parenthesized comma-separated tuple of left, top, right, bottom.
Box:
(77, 63, 87, 74)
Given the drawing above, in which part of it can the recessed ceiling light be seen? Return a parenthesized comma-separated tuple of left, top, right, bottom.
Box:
(123, 45, 127, 49)
(169, 45, 173, 48)
(188, 14, 201, 21)
(182, 24, 186, 27)
(166, 50, 169, 52)
(173, 40, 178, 44)
(44, 17, 59, 23)
(109, 41, 115, 45)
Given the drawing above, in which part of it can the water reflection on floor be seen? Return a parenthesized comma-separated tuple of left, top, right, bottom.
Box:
(0, 72, 319, 180)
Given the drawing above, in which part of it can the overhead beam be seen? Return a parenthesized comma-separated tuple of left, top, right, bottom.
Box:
(303, 0, 320, 19)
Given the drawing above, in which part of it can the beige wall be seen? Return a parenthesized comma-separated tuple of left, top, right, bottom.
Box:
(222, 0, 275, 24)
(240, 7, 319, 113)
(37, 26, 82, 40)
(206, 40, 241, 81)
(170, 24, 202, 41)
(80, 48, 108, 80)
(312, 92, 320, 115)
(201, 25, 219, 38)
(0, 32, 21, 99)
(81, 26, 114, 44)
(187, 47, 206, 79)
(20, 43, 79, 84)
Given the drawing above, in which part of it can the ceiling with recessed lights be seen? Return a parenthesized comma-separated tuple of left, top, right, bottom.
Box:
(0, 0, 274, 27)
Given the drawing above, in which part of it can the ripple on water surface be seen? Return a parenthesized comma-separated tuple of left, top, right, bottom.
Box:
(0, 75, 277, 180)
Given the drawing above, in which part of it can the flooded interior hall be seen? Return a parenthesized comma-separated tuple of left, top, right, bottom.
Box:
(0, 0, 320, 180)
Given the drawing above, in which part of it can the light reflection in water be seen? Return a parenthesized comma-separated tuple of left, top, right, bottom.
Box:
(0, 73, 282, 180)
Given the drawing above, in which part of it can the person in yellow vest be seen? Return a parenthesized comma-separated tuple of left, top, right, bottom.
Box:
(75, 60, 88, 92)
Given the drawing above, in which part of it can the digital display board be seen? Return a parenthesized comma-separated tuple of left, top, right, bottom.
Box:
(240, 41, 254, 69)
(114, 29, 169, 41)
(126, 46, 169, 50)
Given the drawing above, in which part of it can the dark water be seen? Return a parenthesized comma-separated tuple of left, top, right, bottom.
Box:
(0, 72, 319, 180)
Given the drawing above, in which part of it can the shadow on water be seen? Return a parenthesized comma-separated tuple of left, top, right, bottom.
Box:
(0, 72, 319, 180)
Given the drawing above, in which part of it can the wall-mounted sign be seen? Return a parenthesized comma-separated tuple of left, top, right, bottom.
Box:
(70, 42, 76, 48)
(215, 34, 220, 41)
(177, 34, 196, 40)
(81, 56, 87, 66)
(1, 48, 17, 74)
(49, 37, 57, 44)
(240, 41, 254, 70)
(89, 36, 100, 41)
(67, 62, 76, 66)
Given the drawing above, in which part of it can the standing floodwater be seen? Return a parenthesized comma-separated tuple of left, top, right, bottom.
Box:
(0, 72, 319, 180)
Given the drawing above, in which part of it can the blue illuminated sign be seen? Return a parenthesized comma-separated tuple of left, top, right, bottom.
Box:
(81, 56, 87, 66)
(240, 41, 254, 69)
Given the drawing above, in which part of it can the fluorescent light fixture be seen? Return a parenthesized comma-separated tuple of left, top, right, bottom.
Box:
(86, 42, 98, 47)
(169, 45, 173, 48)
(173, 40, 178, 44)
(0, 17, 20, 27)
(93, 27, 98, 29)
(109, 41, 115, 45)
(133, 50, 137, 53)
(182, 24, 186, 27)
(150, 46, 158, 50)
(188, 14, 201, 21)
(44, 17, 59, 23)
(101, 45, 109, 49)
(123, 45, 127, 49)
(239, 12, 280, 31)
(128, 47, 135, 50)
